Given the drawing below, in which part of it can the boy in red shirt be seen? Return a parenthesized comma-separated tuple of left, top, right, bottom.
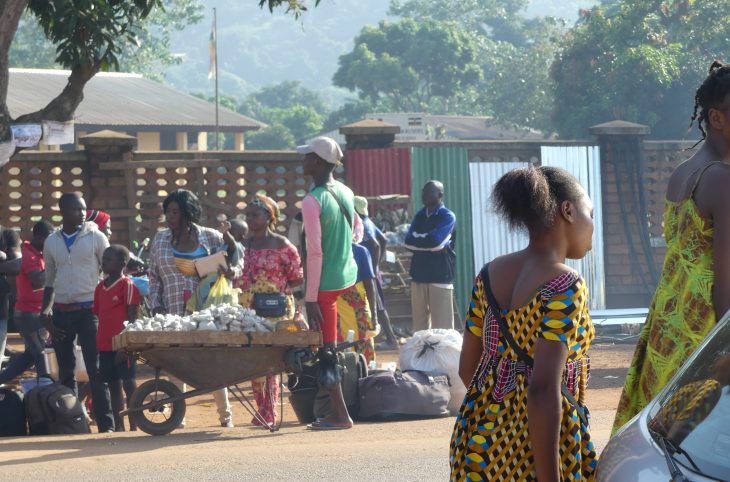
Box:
(94, 245, 140, 431)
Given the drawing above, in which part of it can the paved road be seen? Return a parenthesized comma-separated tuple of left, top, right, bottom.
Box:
(1, 411, 617, 481)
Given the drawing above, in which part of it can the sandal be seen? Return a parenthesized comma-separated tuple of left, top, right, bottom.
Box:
(306, 420, 353, 431)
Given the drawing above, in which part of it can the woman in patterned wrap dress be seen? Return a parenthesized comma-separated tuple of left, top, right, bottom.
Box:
(450, 166, 598, 482)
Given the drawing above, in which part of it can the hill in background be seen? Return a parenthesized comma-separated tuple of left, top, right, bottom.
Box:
(164, 0, 596, 106)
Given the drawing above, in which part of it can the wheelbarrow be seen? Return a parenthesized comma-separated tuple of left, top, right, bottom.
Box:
(112, 330, 321, 436)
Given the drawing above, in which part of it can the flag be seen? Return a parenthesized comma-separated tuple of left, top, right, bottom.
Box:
(207, 17, 216, 80)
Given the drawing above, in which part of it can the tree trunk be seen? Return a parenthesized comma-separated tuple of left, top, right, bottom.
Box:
(0, 0, 29, 142)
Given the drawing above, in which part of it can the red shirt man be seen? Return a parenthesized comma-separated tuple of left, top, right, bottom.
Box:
(16, 240, 45, 313)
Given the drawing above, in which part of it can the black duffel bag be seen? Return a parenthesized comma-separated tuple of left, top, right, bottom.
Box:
(357, 369, 451, 420)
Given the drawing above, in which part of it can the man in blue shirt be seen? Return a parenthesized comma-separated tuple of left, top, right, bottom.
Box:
(405, 181, 456, 332)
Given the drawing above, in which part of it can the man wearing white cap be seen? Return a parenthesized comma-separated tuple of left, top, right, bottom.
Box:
(298, 136, 358, 430)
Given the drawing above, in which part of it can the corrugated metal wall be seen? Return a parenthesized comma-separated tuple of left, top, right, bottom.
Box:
(469, 161, 530, 272)
(410, 147, 474, 320)
(541, 146, 605, 309)
(344, 148, 412, 197)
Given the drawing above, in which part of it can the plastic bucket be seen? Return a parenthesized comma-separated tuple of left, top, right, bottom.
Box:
(19, 376, 54, 393)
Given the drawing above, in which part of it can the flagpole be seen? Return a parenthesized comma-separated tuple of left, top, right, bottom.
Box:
(214, 7, 220, 150)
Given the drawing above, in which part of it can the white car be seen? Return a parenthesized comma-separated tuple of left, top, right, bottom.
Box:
(597, 312, 730, 482)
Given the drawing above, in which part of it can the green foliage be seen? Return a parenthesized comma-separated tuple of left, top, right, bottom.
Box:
(258, 0, 321, 18)
(337, 1, 566, 132)
(192, 92, 238, 111)
(322, 100, 370, 132)
(389, 0, 529, 44)
(239, 81, 328, 120)
(551, 0, 728, 139)
(245, 123, 297, 149)
(333, 18, 482, 112)
(11, 1, 204, 80)
(239, 81, 327, 144)
(26, 0, 162, 71)
(8, 13, 58, 69)
(265, 105, 324, 142)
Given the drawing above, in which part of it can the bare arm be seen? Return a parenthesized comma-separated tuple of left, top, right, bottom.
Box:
(527, 339, 568, 482)
(288, 278, 304, 289)
(127, 304, 138, 324)
(0, 234, 21, 275)
(28, 269, 45, 290)
(363, 278, 378, 328)
(458, 330, 482, 387)
(0, 257, 21, 275)
(711, 178, 730, 319)
(363, 238, 381, 272)
(376, 231, 388, 264)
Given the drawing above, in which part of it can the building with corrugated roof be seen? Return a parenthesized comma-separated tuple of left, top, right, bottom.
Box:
(310, 113, 546, 147)
(7, 68, 265, 151)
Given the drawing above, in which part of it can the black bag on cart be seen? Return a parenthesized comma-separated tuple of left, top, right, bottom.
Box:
(25, 382, 90, 435)
(0, 388, 27, 436)
(356, 369, 451, 420)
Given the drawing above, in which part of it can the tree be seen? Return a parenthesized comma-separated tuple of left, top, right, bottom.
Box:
(333, 18, 482, 113)
(388, 0, 531, 45)
(386, 0, 567, 133)
(322, 100, 370, 132)
(239, 80, 328, 122)
(9, 1, 205, 81)
(551, 0, 727, 139)
(0, 0, 319, 149)
(245, 123, 296, 150)
(238, 81, 329, 147)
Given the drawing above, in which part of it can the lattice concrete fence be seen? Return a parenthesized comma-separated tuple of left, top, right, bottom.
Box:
(0, 131, 330, 246)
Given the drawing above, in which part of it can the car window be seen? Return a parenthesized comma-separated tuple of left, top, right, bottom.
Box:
(647, 316, 730, 481)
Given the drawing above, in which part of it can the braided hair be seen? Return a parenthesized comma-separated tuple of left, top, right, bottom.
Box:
(689, 60, 730, 144)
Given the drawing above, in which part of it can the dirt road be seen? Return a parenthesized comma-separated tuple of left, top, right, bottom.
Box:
(0, 343, 635, 481)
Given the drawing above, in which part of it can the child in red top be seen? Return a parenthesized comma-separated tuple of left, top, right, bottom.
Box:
(93, 245, 140, 431)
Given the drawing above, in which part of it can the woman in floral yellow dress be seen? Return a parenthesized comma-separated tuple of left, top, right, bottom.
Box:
(613, 62, 730, 432)
(451, 166, 597, 482)
(235, 195, 304, 425)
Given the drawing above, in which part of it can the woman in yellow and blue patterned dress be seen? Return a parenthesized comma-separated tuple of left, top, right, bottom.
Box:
(451, 166, 597, 482)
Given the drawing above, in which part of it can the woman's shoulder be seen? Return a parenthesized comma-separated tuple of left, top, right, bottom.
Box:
(538, 266, 583, 300)
(272, 234, 295, 250)
(152, 229, 171, 243)
(197, 225, 223, 240)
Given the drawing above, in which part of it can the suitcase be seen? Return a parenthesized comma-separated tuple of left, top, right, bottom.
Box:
(25, 382, 90, 435)
(0, 388, 27, 436)
(357, 369, 451, 420)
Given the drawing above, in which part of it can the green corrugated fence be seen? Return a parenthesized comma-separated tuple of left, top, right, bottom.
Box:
(410, 146, 475, 325)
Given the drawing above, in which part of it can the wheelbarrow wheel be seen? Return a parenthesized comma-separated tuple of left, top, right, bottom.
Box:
(129, 379, 186, 436)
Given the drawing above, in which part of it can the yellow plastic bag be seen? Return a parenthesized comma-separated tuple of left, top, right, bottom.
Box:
(203, 275, 240, 309)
